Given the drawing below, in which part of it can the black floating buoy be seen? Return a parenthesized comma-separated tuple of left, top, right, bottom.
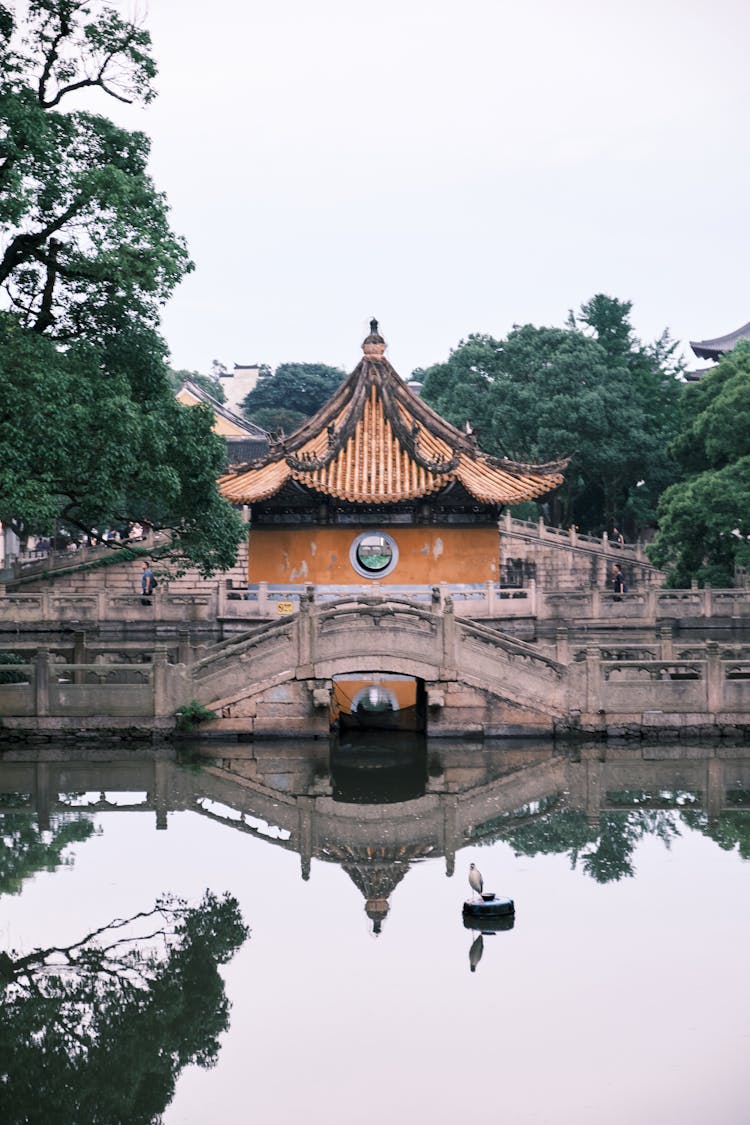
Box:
(463, 913, 514, 933)
(462, 892, 515, 919)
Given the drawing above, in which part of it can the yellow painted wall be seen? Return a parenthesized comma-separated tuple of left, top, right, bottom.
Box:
(248, 526, 499, 584)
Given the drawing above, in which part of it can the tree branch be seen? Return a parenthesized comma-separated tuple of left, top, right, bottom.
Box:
(0, 196, 88, 286)
(32, 239, 60, 334)
(41, 73, 134, 109)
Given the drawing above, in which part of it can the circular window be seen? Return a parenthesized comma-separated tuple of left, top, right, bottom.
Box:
(350, 531, 399, 579)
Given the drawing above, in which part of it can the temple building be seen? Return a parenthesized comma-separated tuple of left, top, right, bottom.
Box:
(219, 321, 566, 588)
(217, 362, 263, 415)
(175, 378, 268, 465)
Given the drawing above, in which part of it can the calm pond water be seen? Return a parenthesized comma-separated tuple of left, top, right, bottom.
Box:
(1, 735, 750, 1125)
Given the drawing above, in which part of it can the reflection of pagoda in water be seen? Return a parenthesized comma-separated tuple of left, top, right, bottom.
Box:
(329, 843, 430, 934)
(2, 740, 750, 934)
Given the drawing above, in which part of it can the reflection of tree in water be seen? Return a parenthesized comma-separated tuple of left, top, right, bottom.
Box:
(681, 809, 750, 860)
(0, 891, 248, 1124)
(581, 812, 680, 883)
(501, 807, 681, 884)
(0, 808, 97, 897)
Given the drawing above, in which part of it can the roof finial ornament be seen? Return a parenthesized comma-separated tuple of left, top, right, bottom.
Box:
(362, 317, 386, 359)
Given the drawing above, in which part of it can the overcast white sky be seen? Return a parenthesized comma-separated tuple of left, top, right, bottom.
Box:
(107, 0, 749, 377)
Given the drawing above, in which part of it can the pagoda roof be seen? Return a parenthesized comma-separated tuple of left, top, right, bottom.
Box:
(176, 379, 268, 440)
(690, 320, 750, 361)
(219, 324, 567, 507)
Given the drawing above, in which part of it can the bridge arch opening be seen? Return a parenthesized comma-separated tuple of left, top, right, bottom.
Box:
(332, 674, 426, 733)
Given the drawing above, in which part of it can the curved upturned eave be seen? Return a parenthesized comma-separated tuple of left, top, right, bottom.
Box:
(455, 455, 564, 504)
(690, 320, 750, 360)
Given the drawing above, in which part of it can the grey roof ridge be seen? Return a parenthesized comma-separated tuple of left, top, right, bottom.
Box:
(179, 379, 269, 437)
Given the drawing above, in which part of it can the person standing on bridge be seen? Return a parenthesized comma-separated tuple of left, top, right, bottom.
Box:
(612, 526, 625, 547)
(141, 561, 155, 598)
(612, 564, 627, 599)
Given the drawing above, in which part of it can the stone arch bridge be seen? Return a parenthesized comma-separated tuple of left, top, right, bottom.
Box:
(185, 593, 576, 738)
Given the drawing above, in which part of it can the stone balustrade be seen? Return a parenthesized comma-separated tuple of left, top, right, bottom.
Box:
(2, 581, 750, 628)
(501, 511, 647, 558)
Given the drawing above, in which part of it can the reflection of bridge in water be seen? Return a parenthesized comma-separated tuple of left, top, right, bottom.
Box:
(2, 740, 750, 931)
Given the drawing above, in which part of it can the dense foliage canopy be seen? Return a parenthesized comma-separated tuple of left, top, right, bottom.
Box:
(0, 2, 245, 573)
(420, 296, 682, 535)
(243, 361, 347, 433)
(648, 342, 750, 586)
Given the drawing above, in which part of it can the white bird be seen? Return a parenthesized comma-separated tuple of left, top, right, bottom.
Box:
(469, 862, 483, 901)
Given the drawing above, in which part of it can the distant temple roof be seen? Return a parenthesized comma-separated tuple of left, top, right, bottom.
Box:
(690, 320, 750, 361)
(176, 379, 268, 464)
(219, 322, 567, 507)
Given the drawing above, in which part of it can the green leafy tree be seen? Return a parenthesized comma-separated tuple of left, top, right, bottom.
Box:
(649, 342, 750, 586)
(243, 362, 347, 432)
(421, 296, 681, 534)
(0, 890, 249, 1124)
(0, 2, 245, 573)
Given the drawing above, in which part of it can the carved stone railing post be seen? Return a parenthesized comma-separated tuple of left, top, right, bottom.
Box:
(703, 584, 713, 618)
(528, 578, 537, 617)
(537, 516, 545, 539)
(555, 627, 569, 664)
(258, 581, 269, 616)
(34, 649, 50, 717)
(585, 646, 602, 713)
(297, 590, 314, 672)
(597, 553, 608, 591)
(177, 627, 191, 667)
(151, 646, 168, 717)
(659, 625, 674, 661)
(705, 642, 722, 713)
(73, 630, 87, 685)
(441, 596, 457, 678)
